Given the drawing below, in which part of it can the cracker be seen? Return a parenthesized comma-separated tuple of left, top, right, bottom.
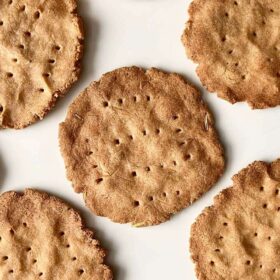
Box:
(0, 0, 83, 128)
(182, 0, 280, 109)
(59, 67, 224, 226)
(0, 188, 112, 279)
(190, 159, 280, 280)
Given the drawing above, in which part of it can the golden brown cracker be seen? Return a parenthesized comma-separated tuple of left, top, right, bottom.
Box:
(0, 188, 112, 280)
(0, 0, 83, 128)
(191, 159, 280, 280)
(182, 0, 280, 109)
(59, 66, 224, 226)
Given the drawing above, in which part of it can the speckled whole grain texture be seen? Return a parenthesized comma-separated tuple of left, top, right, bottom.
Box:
(59, 67, 225, 226)
(182, 0, 280, 109)
(0, 189, 112, 280)
(0, 0, 83, 128)
(190, 159, 280, 280)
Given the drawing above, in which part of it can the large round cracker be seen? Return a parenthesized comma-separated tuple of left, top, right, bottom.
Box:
(0, 189, 112, 280)
(182, 0, 280, 109)
(0, 0, 83, 128)
(59, 67, 225, 226)
(191, 159, 280, 280)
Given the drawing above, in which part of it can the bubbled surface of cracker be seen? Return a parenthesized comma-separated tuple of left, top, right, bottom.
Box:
(0, 0, 83, 128)
(59, 67, 225, 226)
(182, 0, 280, 109)
(0, 189, 112, 280)
(190, 159, 280, 280)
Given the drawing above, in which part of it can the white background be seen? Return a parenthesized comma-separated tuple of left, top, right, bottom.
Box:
(1, 0, 280, 279)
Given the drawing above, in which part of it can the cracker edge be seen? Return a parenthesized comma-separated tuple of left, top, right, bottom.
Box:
(180, 0, 241, 108)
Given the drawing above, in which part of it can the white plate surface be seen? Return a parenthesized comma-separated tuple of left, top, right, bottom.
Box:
(1, 0, 280, 279)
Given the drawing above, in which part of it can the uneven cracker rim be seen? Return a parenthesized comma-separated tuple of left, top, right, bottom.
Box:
(189, 159, 280, 280)
(181, 0, 238, 105)
(1, 1, 84, 129)
(180, 2, 234, 109)
(0, 188, 113, 279)
(181, 4, 197, 63)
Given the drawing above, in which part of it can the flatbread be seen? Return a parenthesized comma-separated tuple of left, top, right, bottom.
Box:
(0, 189, 112, 280)
(191, 159, 280, 280)
(182, 0, 280, 109)
(0, 0, 83, 128)
(59, 67, 224, 226)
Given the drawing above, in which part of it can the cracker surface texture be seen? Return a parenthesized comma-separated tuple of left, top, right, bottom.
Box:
(0, 0, 83, 128)
(191, 159, 280, 280)
(59, 67, 224, 226)
(182, 0, 280, 109)
(0, 189, 112, 280)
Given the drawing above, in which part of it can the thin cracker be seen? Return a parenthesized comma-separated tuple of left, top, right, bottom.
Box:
(0, 0, 83, 128)
(182, 0, 280, 109)
(191, 159, 280, 280)
(0, 188, 112, 279)
(59, 67, 225, 226)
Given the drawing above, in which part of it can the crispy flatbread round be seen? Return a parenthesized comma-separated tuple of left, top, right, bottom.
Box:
(59, 67, 225, 226)
(0, 189, 112, 280)
(0, 0, 83, 128)
(182, 0, 280, 109)
(191, 159, 280, 280)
